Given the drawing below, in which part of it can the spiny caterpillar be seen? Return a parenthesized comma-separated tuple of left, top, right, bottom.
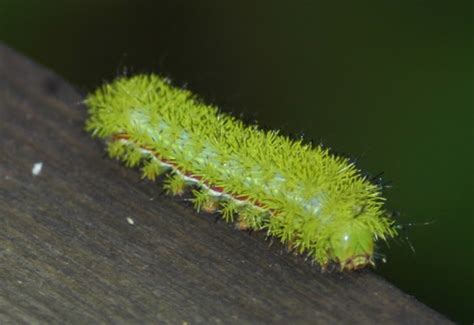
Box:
(85, 74, 397, 271)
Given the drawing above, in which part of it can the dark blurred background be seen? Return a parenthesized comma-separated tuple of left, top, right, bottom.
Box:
(0, 1, 472, 322)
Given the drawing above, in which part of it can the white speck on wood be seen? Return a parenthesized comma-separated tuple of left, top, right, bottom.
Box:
(126, 217, 134, 225)
(32, 162, 43, 176)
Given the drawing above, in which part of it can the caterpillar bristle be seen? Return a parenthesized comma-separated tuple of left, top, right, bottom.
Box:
(141, 159, 168, 181)
(219, 201, 238, 222)
(163, 173, 186, 196)
(191, 189, 219, 213)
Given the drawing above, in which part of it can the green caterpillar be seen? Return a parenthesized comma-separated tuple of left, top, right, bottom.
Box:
(85, 74, 397, 271)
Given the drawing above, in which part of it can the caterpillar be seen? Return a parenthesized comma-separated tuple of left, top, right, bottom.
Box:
(85, 74, 397, 271)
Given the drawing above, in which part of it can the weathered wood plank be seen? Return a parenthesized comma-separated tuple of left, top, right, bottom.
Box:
(0, 42, 451, 324)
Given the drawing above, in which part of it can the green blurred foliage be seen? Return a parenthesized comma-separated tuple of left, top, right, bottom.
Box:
(1, 0, 472, 322)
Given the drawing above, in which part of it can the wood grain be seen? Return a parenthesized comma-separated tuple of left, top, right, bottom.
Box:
(0, 42, 451, 324)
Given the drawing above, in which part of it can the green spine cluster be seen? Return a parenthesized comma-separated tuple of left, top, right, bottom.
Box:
(85, 74, 397, 270)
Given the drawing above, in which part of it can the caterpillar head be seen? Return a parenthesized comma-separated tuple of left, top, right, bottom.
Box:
(330, 222, 375, 271)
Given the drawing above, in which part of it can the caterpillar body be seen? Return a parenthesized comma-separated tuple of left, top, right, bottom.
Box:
(85, 74, 397, 271)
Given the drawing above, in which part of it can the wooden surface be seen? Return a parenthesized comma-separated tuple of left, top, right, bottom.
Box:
(0, 42, 451, 324)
